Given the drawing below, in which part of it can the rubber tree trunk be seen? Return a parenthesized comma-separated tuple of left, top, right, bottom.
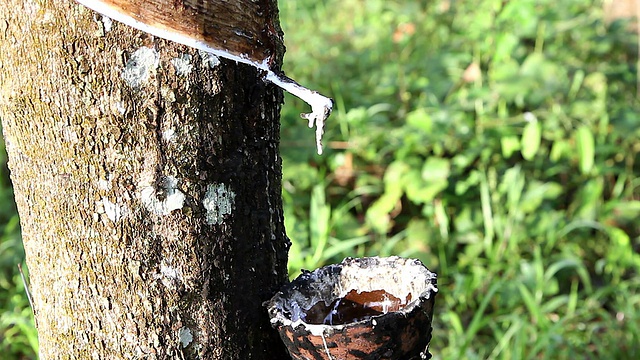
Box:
(0, 1, 290, 358)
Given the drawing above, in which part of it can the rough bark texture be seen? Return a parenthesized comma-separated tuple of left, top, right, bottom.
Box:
(0, 0, 290, 358)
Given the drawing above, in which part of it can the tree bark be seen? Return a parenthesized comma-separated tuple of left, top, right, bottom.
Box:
(0, 1, 290, 358)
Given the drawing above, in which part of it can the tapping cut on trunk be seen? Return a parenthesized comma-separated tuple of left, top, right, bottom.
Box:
(75, 0, 333, 154)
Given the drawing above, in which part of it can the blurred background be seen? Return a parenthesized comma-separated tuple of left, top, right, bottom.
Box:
(2, 0, 640, 358)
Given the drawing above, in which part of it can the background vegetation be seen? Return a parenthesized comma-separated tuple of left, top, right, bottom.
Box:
(2, 0, 639, 358)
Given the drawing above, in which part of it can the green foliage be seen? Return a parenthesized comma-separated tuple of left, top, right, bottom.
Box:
(279, 0, 640, 358)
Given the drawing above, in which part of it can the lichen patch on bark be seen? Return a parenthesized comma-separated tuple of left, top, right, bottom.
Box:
(202, 183, 236, 225)
(121, 46, 160, 88)
(139, 175, 186, 216)
(171, 54, 194, 76)
(100, 196, 128, 222)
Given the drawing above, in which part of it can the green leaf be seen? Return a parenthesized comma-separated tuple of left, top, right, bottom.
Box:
(521, 117, 541, 160)
(365, 161, 408, 233)
(394, 158, 450, 204)
(406, 108, 433, 133)
(366, 192, 400, 234)
(501, 136, 521, 158)
(575, 125, 595, 174)
(421, 157, 450, 182)
(309, 184, 331, 265)
(550, 139, 570, 162)
(405, 169, 448, 204)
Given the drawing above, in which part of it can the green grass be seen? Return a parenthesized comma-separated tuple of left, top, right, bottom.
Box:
(2, 0, 640, 358)
(278, 0, 640, 358)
